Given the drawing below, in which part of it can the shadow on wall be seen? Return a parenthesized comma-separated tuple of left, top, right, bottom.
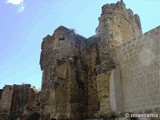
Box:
(28, 112, 40, 120)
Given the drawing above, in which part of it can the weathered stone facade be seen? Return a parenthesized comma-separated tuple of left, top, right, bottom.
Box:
(95, 0, 142, 115)
(0, 85, 40, 120)
(40, 26, 89, 120)
(115, 26, 160, 113)
(0, 0, 159, 120)
(0, 85, 13, 120)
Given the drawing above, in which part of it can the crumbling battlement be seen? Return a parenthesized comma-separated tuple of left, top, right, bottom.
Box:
(40, 26, 87, 70)
(0, 1, 159, 120)
(97, 0, 142, 46)
(0, 85, 13, 114)
(101, 0, 141, 29)
(0, 84, 40, 120)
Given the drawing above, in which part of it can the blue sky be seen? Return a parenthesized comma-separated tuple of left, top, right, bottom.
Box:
(0, 0, 159, 89)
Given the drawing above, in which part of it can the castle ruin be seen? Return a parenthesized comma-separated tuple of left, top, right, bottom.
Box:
(0, 1, 160, 120)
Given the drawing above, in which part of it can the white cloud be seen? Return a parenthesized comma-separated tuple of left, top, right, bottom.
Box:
(6, 0, 25, 12)
(6, 0, 23, 5)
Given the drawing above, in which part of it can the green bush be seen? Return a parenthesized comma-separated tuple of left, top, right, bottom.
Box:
(108, 111, 117, 119)
(98, 113, 104, 118)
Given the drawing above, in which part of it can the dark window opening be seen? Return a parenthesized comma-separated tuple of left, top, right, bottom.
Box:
(51, 118, 57, 120)
(59, 36, 65, 40)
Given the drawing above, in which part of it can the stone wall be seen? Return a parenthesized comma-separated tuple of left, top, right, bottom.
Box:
(86, 36, 100, 117)
(94, 0, 142, 115)
(0, 84, 40, 120)
(115, 26, 160, 113)
(40, 27, 105, 120)
(96, 0, 142, 47)
(0, 1, 159, 120)
(109, 65, 124, 112)
(96, 0, 142, 71)
(40, 26, 87, 90)
(40, 26, 90, 120)
(10, 84, 40, 120)
(0, 85, 13, 114)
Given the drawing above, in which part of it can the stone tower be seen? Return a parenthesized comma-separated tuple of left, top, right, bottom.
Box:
(0, 0, 159, 120)
(40, 26, 89, 119)
(95, 0, 142, 115)
(39, 1, 142, 119)
(96, 0, 142, 72)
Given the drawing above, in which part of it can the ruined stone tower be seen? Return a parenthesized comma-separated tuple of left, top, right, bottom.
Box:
(40, 26, 89, 119)
(95, 0, 142, 114)
(39, 1, 143, 119)
(0, 1, 159, 120)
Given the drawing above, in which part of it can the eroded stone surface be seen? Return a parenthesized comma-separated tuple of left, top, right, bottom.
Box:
(0, 1, 159, 120)
(0, 84, 40, 120)
(115, 26, 160, 113)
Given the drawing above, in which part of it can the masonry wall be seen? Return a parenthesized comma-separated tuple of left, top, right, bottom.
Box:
(10, 84, 40, 120)
(40, 26, 90, 120)
(0, 84, 40, 120)
(0, 85, 13, 114)
(115, 26, 160, 113)
(95, 0, 142, 115)
(0, 1, 159, 119)
(86, 36, 100, 117)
